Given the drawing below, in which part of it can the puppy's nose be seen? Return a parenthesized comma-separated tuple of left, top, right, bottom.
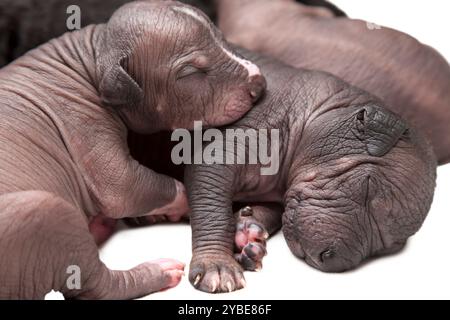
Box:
(248, 74, 266, 103)
(318, 248, 358, 272)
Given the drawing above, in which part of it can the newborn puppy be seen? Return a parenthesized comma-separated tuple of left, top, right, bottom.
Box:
(215, 0, 450, 164)
(0, 1, 265, 299)
(185, 49, 436, 293)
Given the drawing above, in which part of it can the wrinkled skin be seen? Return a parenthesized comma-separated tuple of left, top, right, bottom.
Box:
(0, 0, 443, 296)
(185, 49, 436, 293)
(215, 0, 450, 164)
(0, 1, 265, 299)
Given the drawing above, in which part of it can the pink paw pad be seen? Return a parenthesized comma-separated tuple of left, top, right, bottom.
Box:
(234, 207, 268, 271)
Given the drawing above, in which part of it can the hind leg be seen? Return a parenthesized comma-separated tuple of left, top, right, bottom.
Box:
(0, 191, 184, 299)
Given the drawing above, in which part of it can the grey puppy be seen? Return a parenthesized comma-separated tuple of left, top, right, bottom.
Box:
(183, 0, 448, 294)
(0, 1, 265, 299)
(185, 49, 436, 293)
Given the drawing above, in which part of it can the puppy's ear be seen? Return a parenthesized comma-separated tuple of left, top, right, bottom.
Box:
(356, 106, 408, 157)
(95, 15, 143, 109)
(98, 53, 143, 109)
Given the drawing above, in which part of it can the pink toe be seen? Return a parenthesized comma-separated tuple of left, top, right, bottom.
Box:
(152, 258, 186, 271)
(247, 224, 267, 241)
(235, 231, 248, 250)
(165, 270, 185, 288)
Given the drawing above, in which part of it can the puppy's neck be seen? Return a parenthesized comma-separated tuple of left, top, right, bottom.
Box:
(52, 24, 104, 95)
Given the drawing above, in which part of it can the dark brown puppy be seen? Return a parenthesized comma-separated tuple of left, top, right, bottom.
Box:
(215, 0, 450, 164)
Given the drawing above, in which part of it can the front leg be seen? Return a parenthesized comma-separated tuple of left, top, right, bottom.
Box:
(185, 164, 245, 293)
(69, 106, 189, 220)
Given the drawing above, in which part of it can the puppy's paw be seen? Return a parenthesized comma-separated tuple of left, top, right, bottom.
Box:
(152, 258, 186, 290)
(189, 254, 245, 293)
(234, 206, 268, 271)
(124, 182, 189, 227)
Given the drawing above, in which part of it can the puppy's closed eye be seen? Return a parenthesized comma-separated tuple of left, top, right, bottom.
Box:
(177, 65, 207, 79)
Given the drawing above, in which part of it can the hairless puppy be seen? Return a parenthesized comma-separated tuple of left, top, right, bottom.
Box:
(215, 0, 450, 164)
(112, 0, 444, 293)
(1, 0, 444, 296)
(185, 47, 436, 293)
(0, 1, 265, 299)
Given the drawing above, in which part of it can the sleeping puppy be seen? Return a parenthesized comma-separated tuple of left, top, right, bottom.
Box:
(0, 1, 265, 299)
(184, 48, 436, 293)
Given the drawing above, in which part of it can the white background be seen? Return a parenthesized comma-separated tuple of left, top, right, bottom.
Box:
(97, 0, 450, 300)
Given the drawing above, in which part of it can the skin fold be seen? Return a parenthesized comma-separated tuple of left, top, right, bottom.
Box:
(215, 0, 450, 164)
(184, 49, 437, 293)
(0, 1, 265, 299)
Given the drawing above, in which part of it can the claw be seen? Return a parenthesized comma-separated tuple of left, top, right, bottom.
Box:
(226, 281, 233, 293)
(211, 279, 218, 293)
(240, 278, 247, 288)
(194, 274, 201, 286)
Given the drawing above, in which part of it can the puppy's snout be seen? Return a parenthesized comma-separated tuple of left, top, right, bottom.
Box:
(316, 247, 359, 272)
(248, 74, 266, 103)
